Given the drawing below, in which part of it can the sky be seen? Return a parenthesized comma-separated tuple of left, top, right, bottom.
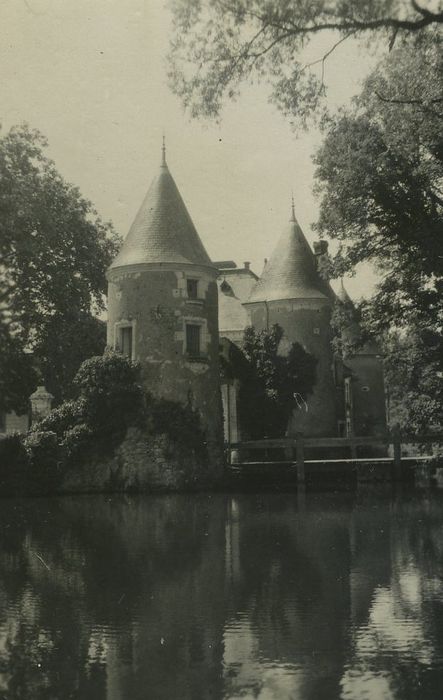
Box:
(0, 0, 379, 298)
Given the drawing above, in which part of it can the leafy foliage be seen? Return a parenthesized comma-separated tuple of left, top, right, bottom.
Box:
(31, 352, 208, 471)
(146, 394, 209, 459)
(329, 291, 369, 359)
(384, 329, 443, 434)
(313, 32, 443, 431)
(167, 0, 443, 129)
(24, 430, 61, 491)
(0, 124, 121, 411)
(235, 324, 317, 438)
(36, 398, 88, 438)
(61, 424, 95, 462)
(36, 352, 145, 462)
(37, 314, 108, 404)
(0, 332, 37, 414)
(73, 352, 145, 436)
(0, 434, 29, 494)
(0, 431, 62, 495)
(314, 32, 442, 334)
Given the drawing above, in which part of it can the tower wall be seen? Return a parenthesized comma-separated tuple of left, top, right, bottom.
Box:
(107, 264, 224, 471)
(246, 298, 338, 437)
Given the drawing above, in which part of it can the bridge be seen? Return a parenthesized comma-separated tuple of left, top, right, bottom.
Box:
(226, 433, 443, 485)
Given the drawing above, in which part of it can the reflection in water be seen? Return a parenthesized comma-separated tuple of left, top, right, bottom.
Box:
(1, 491, 443, 699)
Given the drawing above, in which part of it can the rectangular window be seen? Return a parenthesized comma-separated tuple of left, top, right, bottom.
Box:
(186, 324, 201, 357)
(0, 412, 5, 433)
(120, 326, 133, 359)
(186, 278, 198, 299)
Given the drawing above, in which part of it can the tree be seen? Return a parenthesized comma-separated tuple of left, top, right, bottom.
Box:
(0, 124, 121, 412)
(313, 32, 442, 433)
(167, 0, 443, 128)
(315, 33, 443, 360)
(0, 333, 36, 414)
(314, 30, 442, 435)
(383, 329, 443, 434)
(237, 324, 317, 438)
(314, 32, 442, 332)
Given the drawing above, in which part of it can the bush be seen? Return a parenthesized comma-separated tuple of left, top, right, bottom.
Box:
(0, 434, 29, 494)
(146, 394, 208, 459)
(24, 430, 61, 492)
(74, 352, 145, 439)
(1, 352, 210, 493)
(24, 430, 58, 464)
(35, 398, 87, 437)
(238, 324, 317, 438)
(61, 423, 94, 463)
(25, 352, 146, 474)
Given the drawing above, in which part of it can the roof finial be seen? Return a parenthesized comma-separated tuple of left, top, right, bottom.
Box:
(290, 192, 296, 222)
(161, 133, 166, 166)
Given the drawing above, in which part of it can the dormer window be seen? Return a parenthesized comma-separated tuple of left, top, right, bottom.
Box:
(187, 278, 199, 299)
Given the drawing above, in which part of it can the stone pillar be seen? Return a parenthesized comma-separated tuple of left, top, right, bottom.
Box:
(30, 386, 54, 424)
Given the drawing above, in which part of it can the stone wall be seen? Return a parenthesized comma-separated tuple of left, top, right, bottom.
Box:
(62, 428, 215, 493)
(1, 411, 29, 436)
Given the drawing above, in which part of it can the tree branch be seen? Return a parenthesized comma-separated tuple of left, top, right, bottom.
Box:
(375, 91, 443, 106)
(411, 0, 435, 19)
(214, 0, 443, 51)
(300, 31, 357, 91)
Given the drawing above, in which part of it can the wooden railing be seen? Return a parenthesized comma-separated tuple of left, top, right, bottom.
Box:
(227, 432, 443, 482)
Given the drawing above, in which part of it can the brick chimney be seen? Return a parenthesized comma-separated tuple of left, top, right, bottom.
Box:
(313, 240, 328, 256)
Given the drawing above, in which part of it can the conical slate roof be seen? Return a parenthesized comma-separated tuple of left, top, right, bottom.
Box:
(247, 206, 330, 303)
(109, 147, 215, 272)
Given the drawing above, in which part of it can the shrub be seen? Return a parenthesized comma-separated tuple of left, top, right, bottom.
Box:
(146, 394, 208, 459)
(34, 397, 87, 437)
(1, 352, 210, 492)
(24, 430, 59, 463)
(24, 430, 61, 492)
(74, 352, 145, 439)
(237, 324, 317, 438)
(23, 353, 147, 475)
(0, 434, 29, 494)
(61, 423, 94, 462)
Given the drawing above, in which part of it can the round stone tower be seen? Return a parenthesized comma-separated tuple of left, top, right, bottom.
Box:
(244, 202, 338, 437)
(106, 143, 223, 471)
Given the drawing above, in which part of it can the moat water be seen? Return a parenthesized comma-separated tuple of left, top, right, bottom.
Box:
(1, 489, 443, 699)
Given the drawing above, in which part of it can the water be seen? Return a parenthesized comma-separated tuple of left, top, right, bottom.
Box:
(1, 490, 443, 699)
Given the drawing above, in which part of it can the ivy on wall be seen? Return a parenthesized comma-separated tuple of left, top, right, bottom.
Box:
(222, 324, 318, 439)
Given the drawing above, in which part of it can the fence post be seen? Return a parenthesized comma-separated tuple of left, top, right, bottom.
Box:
(296, 432, 305, 485)
(350, 434, 357, 460)
(284, 439, 293, 462)
(393, 426, 402, 480)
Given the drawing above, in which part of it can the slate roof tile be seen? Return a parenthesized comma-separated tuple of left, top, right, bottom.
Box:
(110, 156, 215, 272)
(247, 211, 331, 303)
